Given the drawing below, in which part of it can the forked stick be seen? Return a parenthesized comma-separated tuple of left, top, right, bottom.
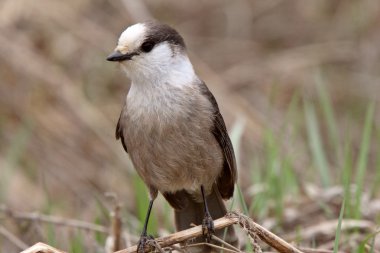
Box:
(116, 211, 304, 253)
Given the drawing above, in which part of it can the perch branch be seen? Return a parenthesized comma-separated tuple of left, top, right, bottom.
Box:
(229, 212, 304, 253)
(116, 215, 237, 253)
(20, 242, 67, 253)
(116, 211, 304, 253)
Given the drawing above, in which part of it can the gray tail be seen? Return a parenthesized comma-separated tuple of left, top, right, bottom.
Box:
(174, 186, 239, 252)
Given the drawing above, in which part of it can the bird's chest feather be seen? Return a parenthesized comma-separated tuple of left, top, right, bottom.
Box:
(121, 84, 222, 192)
(126, 84, 198, 135)
(124, 84, 214, 151)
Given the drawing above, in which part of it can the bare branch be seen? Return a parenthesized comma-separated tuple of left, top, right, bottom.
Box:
(116, 215, 238, 253)
(20, 242, 66, 253)
(116, 212, 304, 253)
(229, 212, 303, 253)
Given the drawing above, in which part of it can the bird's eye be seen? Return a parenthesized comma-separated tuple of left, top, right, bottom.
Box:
(141, 41, 155, 53)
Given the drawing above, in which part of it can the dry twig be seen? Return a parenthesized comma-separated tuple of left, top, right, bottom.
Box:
(284, 219, 376, 242)
(116, 214, 238, 253)
(0, 225, 29, 250)
(229, 212, 303, 253)
(0, 205, 108, 233)
(116, 212, 303, 253)
(20, 242, 66, 253)
(211, 234, 242, 252)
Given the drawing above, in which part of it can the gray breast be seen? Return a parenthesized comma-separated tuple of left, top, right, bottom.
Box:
(122, 84, 224, 194)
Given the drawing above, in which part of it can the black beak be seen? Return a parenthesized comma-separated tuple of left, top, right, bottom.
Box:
(106, 51, 138, 62)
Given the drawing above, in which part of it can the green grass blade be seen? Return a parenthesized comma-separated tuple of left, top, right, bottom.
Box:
(372, 129, 380, 198)
(94, 195, 111, 223)
(357, 230, 380, 253)
(369, 237, 375, 253)
(70, 232, 85, 253)
(229, 117, 246, 170)
(263, 129, 285, 221)
(229, 118, 249, 214)
(235, 184, 249, 215)
(333, 198, 345, 253)
(304, 101, 331, 187)
(46, 223, 57, 248)
(249, 159, 269, 219)
(0, 120, 32, 201)
(133, 174, 157, 235)
(236, 185, 252, 252)
(342, 136, 354, 218)
(354, 102, 375, 219)
(234, 184, 252, 252)
(315, 71, 340, 153)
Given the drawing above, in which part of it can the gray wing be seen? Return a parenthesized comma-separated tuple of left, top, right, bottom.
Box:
(200, 82, 237, 199)
(116, 112, 128, 153)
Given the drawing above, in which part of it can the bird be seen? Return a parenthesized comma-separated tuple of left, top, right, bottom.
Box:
(107, 21, 238, 253)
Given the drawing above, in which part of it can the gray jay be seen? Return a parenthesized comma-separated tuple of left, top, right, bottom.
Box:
(107, 21, 238, 253)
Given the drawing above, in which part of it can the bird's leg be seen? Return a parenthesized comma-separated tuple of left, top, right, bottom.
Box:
(137, 199, 154, 253)
(201, 185, 215, 242)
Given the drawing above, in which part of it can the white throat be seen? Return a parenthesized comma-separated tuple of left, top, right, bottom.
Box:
(124, 50, 199, 123)
(121, 45, 197, 90)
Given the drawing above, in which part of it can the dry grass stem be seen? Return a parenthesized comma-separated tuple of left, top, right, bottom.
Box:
(112, 205, 123, 251)
(184, 242, 240, 253)
(284, 219, 376, 242)
(0, 225, 29, 251)
(0, 205, 108, 233)
(297, 247, 342, 253)
(211, 234, 242, 252)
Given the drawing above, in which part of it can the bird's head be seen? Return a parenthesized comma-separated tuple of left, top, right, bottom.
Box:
(107, 21, 189, 83)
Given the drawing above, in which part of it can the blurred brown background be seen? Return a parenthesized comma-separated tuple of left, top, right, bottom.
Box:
(1, 0, 380, 252)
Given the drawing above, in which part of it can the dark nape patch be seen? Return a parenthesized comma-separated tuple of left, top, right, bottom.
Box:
(143, 21, 186, 49)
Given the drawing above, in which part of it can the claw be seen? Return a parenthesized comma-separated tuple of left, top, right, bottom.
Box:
(137, 200, 155, 253)
(202, 212, 215, 242)
(137, 235, 153, 253)
(200, 185, 215, 242)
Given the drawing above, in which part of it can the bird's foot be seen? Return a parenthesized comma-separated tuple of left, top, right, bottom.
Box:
(137, 234, 154, 253)
(202, 212, 215, 242)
